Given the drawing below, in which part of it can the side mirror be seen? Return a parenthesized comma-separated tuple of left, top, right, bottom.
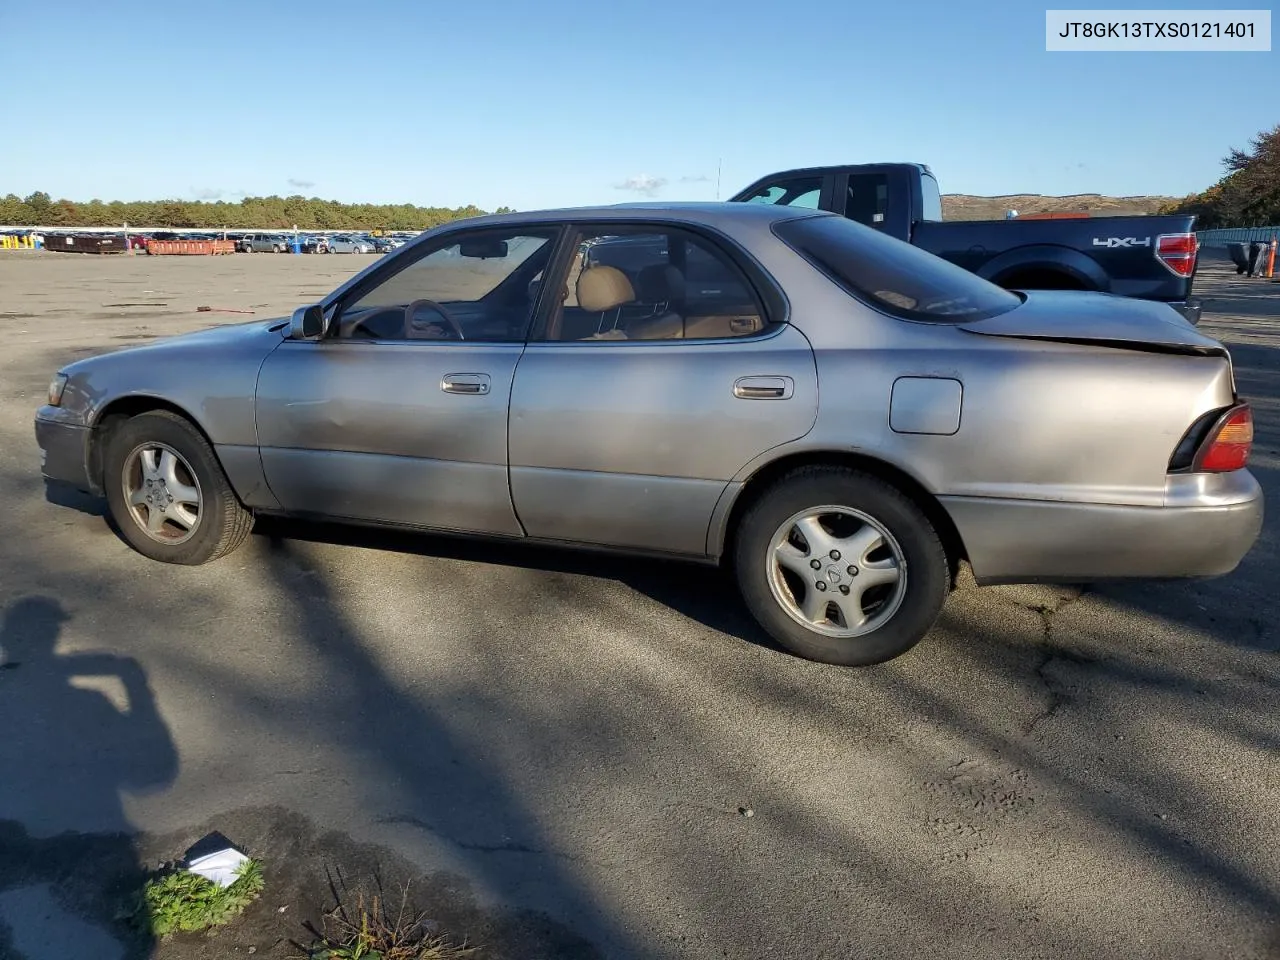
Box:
(289, 304, 326, 340)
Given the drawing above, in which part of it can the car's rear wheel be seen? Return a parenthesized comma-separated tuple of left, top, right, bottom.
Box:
(733, 467, 948, 665)
(103, 411, 253, 565)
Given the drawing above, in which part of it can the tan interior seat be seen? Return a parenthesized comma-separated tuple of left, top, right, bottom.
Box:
(577, 265, 636, 312)
(571, 263, 690, 341)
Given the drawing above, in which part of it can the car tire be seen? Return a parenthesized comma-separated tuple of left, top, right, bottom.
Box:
(733, 466, 948, 666)
(103, 410, 254, 566)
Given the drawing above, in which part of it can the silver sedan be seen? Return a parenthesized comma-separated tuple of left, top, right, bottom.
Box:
(34, 203, 1263, 665)
(327, 235, 374, 254)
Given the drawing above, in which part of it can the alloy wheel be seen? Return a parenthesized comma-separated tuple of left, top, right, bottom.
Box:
(766, 505, 907, 638)
(121, 442, 203, 544)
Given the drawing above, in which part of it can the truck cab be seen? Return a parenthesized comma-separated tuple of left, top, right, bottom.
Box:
(731, 163, 941, 239)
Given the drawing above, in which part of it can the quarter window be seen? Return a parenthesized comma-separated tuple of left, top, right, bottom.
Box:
(919, 173, 943, 222)
(332, 229, 556, 342)
(544, 227, 768, 342)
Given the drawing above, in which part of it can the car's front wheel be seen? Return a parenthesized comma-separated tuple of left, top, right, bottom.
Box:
(734, 467, 948, 666)
(103, 411, 254, 565)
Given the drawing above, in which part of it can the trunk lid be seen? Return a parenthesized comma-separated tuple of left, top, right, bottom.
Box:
(958, 290, 1226, 357)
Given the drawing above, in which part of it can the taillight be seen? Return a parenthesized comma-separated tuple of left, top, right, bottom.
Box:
(1193, 403, 1253, 472)
(1156, 233, 1197, 278)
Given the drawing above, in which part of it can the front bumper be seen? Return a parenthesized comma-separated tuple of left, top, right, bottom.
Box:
(34, 414, 94, 493)
(941, 470, 1263, 584)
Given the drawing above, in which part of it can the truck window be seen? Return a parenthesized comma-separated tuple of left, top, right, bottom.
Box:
(775, 214, 1020, 324)
(740, 176, 821, 209)
(844, 174, 889, 230)
(919, 173, 943, 222)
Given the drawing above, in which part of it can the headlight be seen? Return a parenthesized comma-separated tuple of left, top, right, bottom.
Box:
(47, 373, 68, 406)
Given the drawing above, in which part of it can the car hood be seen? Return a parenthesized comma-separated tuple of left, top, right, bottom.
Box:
(66, 317, 288, 372)
(958, 290, 1226, 357)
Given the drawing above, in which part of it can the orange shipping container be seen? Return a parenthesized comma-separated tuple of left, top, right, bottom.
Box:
(147, 240, 236, 255)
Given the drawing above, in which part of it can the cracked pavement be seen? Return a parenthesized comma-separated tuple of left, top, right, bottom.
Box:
(0, 250, 1277, 959)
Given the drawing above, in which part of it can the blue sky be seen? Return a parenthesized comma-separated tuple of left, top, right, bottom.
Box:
(0, 0, 1273, 210)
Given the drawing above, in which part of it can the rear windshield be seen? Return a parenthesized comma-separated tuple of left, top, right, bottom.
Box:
(774, 214, 1020, 323)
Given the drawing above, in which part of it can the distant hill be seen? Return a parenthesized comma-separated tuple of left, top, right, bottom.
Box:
(942, 193, 1175, 221)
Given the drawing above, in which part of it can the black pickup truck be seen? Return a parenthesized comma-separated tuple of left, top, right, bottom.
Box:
(727, 163, 1201, 324)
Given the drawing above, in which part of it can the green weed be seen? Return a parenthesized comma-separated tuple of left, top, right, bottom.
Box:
(135, 858, 265, 936)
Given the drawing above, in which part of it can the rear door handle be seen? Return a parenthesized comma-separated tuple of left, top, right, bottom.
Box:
(734, 376, 794, 400)
(441, 373, 490, 395)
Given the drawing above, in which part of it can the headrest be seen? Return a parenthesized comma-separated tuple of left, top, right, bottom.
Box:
(634, 263, 684, 303)
(577, 265, 635, 312)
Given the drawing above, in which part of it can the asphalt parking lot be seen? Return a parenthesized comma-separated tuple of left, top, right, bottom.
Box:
(0, 249, 1277, 960)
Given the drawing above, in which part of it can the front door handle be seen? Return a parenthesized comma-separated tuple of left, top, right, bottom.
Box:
(734, 376, 794, 400)
(441, 373, 491, 395)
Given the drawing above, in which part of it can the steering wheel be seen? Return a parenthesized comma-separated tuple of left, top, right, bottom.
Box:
(404, 299, 465, 340)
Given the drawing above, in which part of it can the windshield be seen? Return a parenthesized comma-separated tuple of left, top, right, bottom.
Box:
(774, 214, 1020, 323)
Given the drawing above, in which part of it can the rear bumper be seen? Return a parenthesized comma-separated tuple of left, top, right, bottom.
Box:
(941, 470, 1263, 584)
(34, 415, 94, 493)
(1170, 298, 1202, 326)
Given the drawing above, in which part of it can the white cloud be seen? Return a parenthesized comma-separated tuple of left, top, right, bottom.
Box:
(191, 187, 223, 200)
(614, 174, 668, 196)
(287, 178, 315, 189)
(679, 174, 711, 183)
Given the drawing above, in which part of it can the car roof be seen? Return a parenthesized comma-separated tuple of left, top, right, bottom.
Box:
(446, 202, 835, 230)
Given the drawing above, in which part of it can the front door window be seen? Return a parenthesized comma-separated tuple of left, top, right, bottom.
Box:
(332, 229, 558, 342)
(739, 176, 822, 209)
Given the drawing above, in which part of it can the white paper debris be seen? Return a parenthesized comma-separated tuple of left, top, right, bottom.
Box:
(186, 847, 250, 888)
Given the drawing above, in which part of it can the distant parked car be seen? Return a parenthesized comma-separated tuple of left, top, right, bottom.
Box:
(33, 203, 1263, 667)
(328, 235, 374, 254)
(302, 235, 330, 254)
(248, 235, 290, 253)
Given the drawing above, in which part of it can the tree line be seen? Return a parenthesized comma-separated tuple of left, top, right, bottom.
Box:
(0, 192, 515, 231)
(1159, 124, 1280, 228)
(9, 126, 1276, 233)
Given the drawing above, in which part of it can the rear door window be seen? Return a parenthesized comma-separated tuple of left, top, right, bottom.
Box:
(844, 174, 890, 229)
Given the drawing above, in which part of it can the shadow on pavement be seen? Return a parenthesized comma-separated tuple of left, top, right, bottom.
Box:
(254, 515, 779, 651)
(253, 533, 611, 958)
(0, 596, 178, 960)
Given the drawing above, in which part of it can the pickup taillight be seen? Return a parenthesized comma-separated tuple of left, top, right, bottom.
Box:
(1156, 233, 1197, 278)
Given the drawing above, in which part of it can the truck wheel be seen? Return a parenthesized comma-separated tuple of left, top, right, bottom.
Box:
(103, 411, 254, 565)
(733, 466, 948, 665)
